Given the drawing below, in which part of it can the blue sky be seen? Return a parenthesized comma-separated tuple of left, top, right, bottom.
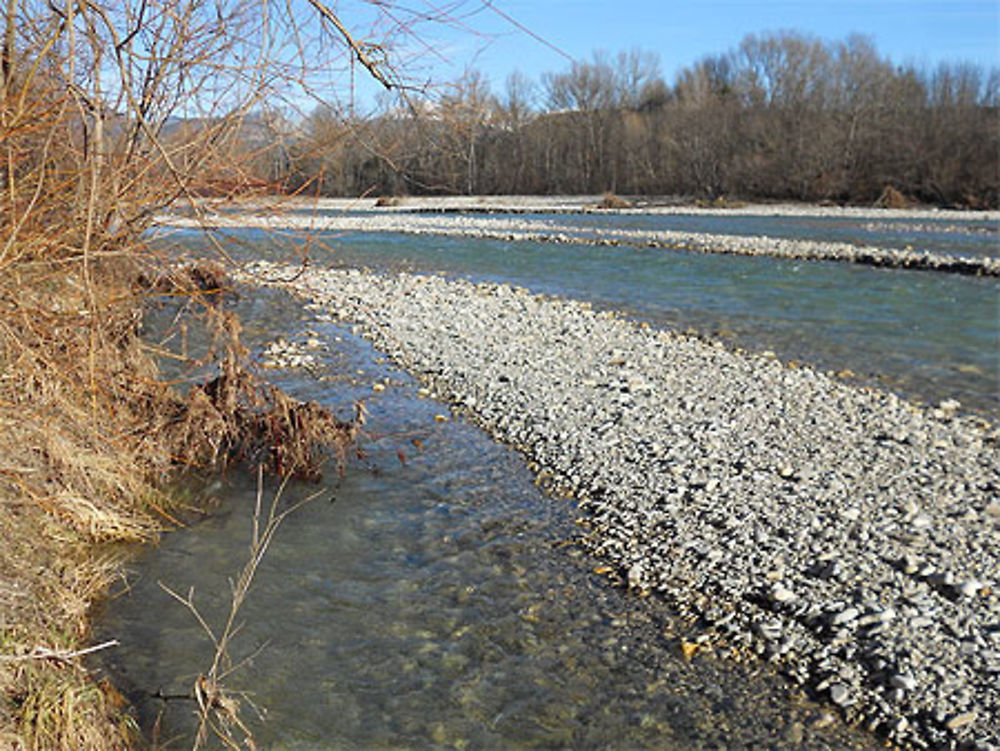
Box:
(338, 0, 998, 110)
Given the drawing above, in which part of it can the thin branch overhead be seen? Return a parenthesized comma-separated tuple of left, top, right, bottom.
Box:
(305, 0, 394, 90)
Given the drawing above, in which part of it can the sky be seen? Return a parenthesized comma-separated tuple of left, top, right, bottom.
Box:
(337, 0, 999, 111)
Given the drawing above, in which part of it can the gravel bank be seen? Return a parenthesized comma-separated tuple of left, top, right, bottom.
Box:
(238, 261, 1000, 749)
(164, 210, 999, 276)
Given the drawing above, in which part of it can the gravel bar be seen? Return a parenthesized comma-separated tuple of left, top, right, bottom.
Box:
(239, 261, 1000, 749)
(199, 194, 1000, 222)
(164, 211, 999, 276)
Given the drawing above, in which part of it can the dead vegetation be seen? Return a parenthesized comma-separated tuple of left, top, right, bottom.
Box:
(0, 1, 388, 748)
(0, 216, 366, 751)
(694, 195, 749, 209)
(874, 184, 911, 209)
(595, 192, 633, 209)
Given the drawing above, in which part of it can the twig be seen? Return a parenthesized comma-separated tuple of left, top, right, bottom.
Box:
(305, 0, 394, 91)
(0, 639, 119, 664)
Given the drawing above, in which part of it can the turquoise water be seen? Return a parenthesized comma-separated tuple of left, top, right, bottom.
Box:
(165, 226, 1000, 417)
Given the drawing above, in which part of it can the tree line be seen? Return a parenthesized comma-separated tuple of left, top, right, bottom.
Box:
(226, 32, 999, 208)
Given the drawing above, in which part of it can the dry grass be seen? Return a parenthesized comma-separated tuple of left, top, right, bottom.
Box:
(0, 0, 420, 743)
(874, 184, 910, 209)
(0, 258, 162, 749)
(0, 5, 363, 747)
(694, 195, 748, 209)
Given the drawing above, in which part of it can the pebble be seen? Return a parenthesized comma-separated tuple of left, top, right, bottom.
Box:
(957, 580, 981, 598)
(831, 607, 860, 626)
(890, 674, 917, 691)
(829, 684, 852, 706)
(755, 620, 783, 641)
(627, 564, 645, 590)
(945, 710, 977, 730)
(770, 584, 797, 604)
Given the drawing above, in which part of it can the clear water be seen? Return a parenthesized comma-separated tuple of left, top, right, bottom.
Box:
(97, 288, 875, 749)
(165, 226, 1000, 417)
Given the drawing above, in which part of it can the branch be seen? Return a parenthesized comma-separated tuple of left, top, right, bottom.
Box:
(305, 0, 393, 91)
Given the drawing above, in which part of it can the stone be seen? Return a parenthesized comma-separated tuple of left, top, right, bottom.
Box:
(627, 563, 645, 590)
(770, 584, 797, 604)
(232, 252, 1000, 751)
(831, 607, 860, 626)
(889, 673, 916, 691)
(755, 620, 783, 641)
(944, 710, 977, 731)
(956, 580, 981, 598)
(829, 683, 852, 706)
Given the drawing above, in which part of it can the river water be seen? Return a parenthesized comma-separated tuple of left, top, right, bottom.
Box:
(98, 213, 997, 748)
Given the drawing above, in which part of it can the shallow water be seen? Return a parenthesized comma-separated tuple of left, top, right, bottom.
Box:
(98, 288, 875, 749)
(165, 226, 1000, 417)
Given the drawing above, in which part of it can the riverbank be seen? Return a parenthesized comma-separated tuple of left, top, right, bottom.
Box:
(238, 260, 1000, 749)
(161, 199, 1000, 276)
(0, 261, 169, 749)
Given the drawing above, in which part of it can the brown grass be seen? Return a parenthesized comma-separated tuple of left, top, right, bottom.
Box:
(694, 195, 748, 209)
(0, 243, 364, 748)
(0, 9, 363, 748)
(874, 184, 910, 209)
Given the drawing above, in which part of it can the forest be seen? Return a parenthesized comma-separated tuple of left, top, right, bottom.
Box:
(223, 32, 999, 208)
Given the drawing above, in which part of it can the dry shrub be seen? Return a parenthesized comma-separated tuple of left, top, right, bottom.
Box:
(0, 38, 358, 751)
(874, 184, 910, 209)
(139, 261, 231, 300)
(0, 238, 362, 747)
(596, 192, 632, 209)
(0, 224, 363, 751)
(0, 0, 399, 745)
(159, 306, 366, 479)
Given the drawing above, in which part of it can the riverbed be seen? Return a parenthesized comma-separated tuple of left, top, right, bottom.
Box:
(160, 223, 999, 418)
